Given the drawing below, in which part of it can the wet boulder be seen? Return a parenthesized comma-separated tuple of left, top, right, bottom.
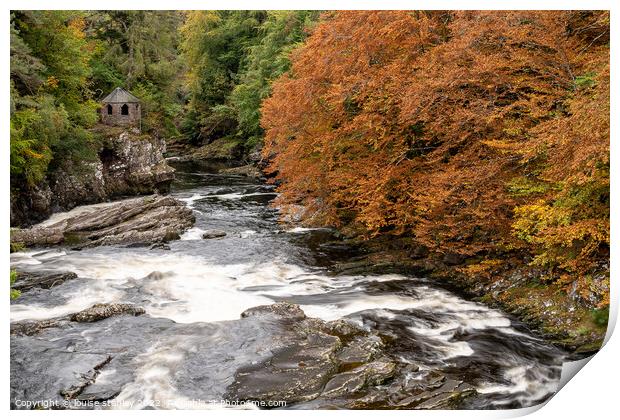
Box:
(202, 229, 227, 239)
(322, 357, 396, 398)
(335, 335, 384, 369)
(226, 304, 397, 405)
(396, 378, 477, 409)
(241, 302, 307, 321)
(11, 319, 63, 337)
(11, 303, 146, 335)
(226, 331, 342, 403)
(70, 303, 146, 323)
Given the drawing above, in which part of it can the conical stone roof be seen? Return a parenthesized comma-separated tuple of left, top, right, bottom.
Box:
(101, 87, 140, 104)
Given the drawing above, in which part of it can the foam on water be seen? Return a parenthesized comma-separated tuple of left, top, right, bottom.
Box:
(177, 193, 204, 209)
(35, 202, 119, 228)
(111, 344, 218, 409)
(10, 239, 561, 408)
(180, 227, 206, 241)
(11, 249, 509, 329)
(10, 276, 125, 321)
(285, 227, 327, 233)
(12, 251, 277, 323)
(10, 249, 66, 266)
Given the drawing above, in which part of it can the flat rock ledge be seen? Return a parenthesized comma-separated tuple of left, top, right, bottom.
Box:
(225, 303, 476, 409)
(10, 195, 194, 248)
(10, 303, 476, 409)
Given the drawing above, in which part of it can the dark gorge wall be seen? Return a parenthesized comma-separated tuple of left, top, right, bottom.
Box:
(10, 129, 175, 227)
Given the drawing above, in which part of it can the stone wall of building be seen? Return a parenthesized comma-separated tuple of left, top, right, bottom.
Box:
(101, 102, 141, 127)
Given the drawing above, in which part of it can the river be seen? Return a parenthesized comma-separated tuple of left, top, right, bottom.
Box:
(10, 161, 565, 409)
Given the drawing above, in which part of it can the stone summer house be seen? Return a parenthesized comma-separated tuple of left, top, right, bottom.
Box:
(100, 87, 141, 129)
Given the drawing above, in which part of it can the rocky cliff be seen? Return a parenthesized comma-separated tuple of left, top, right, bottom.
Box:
(10, 127, 175, 227)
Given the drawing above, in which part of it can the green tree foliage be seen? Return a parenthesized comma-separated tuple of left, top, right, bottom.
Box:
(10, 11, 98, 186)
(231, 11, 320, 144)
(180, 11, 266, 144)
(10, 11, 185, 191)
(180, 11, 318, 146)
(10, 10, 318, 189)
(10, 270, 21, 300)
(86, 11, 185, 136)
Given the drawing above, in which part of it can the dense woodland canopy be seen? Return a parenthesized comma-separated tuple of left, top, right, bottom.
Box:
(180, 10, 320, 146)
(262, 10, 610, 307)
(10, 10, 184, 186)
(10, 10, 318, 187)
(10, 10, 610, 308)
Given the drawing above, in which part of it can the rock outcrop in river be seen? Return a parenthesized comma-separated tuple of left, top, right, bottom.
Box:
(11, 271, 78, 293)
(11, 126, 175, 227)
(10, 195, 194, 248)
(10, 302, 476, 409)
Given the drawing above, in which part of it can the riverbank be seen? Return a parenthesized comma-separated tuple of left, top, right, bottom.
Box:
(323, 234, 608, 355)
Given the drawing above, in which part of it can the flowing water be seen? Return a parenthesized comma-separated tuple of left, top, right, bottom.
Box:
(10, 161, 565, 409)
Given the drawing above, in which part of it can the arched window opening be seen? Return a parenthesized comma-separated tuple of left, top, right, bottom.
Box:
(107, 104, 113, 115)
(121, 104, 129, 115)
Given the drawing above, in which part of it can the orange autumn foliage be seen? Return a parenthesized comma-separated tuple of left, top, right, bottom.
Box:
(262, 11, 609, 296)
